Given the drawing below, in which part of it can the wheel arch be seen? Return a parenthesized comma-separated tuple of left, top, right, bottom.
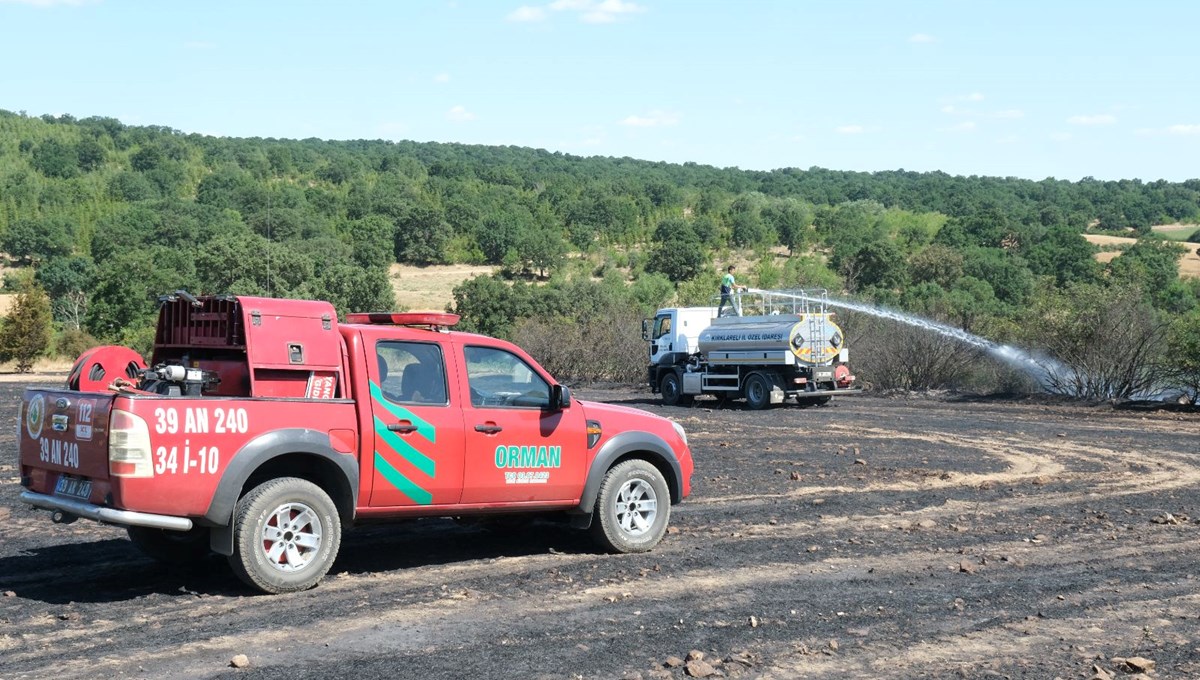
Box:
(577, 431, 684, 516)
(205, 429, 358, 555)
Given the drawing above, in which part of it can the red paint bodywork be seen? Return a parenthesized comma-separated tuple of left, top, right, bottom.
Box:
(18, 296, 692, 524)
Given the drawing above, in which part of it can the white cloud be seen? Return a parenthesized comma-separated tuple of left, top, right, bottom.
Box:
(620, 109, 680, 127)
(992, 109, 1024, 119)
(0, 0, 98, 6)
(1133, 124, 1200, 137)
(909, 33, 936, 43)
(531, 0, 646, 23)
(1050, 132, 1073, 142)
(835, 125, 871, 134)
(966, 92, 984, 102)
(507, 5, 546, 22)
(447, 105, 476, 122)
(433, 72, 451, 84)
(995, 134, 1020, 145)
(1067, 114, 1116, 126)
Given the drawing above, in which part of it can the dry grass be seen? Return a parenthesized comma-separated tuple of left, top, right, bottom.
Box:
(388, 263, 499, 312)
(1151, 222, 1200, 239)
(0, 358, 72, 383)
(1084, 233, 1200, 278)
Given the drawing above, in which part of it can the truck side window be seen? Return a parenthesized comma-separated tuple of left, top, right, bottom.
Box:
(464, 346, 550, 409)
(376, 341, 448, 406)
(653, 316, 671, 340)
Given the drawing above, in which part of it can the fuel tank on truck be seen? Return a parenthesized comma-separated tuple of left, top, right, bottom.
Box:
(697, 314, 845, 366)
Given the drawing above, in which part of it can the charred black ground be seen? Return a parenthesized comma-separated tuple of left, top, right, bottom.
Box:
(2, 383, 1198, 679)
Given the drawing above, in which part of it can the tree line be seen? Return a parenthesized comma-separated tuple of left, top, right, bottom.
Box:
(0, 109, 1198, 400)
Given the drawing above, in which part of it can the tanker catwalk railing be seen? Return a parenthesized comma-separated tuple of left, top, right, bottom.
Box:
(710, 288, 833, 319)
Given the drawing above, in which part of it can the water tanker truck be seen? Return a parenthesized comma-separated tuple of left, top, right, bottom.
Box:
(643, 289, 859, 409)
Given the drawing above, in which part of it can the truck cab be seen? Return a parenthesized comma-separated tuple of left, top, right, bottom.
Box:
(644, 306, 717, 368)
(18, 295, 693, 593)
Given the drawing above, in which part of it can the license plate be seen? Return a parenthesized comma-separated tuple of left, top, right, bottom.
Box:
(54, 476, 92, 500)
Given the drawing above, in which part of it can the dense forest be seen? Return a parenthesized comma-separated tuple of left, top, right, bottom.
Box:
(1, 109, 1198, 400)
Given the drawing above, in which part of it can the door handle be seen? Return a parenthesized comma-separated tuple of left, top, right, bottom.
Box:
(388, 422, 418, 433)
(474, 423, 503, 434)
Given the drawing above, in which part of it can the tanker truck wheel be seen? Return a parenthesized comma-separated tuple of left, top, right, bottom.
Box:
(660, 372, 692, 406)
(744, 373, 772, 410)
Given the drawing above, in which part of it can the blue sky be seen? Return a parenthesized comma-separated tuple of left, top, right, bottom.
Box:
(2, 0, 1197, 181)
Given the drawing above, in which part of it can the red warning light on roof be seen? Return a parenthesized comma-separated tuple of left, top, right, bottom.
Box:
(345, 312, 461, 327)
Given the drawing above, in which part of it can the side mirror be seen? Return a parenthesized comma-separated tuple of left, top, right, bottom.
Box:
(550, 384, 571, 411)
(641, 319, 651, 341)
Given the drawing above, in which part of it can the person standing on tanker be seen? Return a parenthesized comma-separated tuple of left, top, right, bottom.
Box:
(718, 265, 745, 316)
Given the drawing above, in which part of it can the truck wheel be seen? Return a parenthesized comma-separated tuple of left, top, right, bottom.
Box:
(228, 477, 341, 594)
(590, 459, 671, 553)
(660, 372, 692, 407)
(127, 526, 212, 566)
(744, 373, 772, 410)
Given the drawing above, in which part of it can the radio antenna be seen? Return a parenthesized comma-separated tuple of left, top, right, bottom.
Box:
(266, 186, 273, 297)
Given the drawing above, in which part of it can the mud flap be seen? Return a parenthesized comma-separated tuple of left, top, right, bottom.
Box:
(210, 520, 234, 556)
(568, 511, 593, 530)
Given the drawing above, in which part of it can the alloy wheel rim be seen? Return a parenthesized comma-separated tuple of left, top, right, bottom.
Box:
(614, 478, 658, 537)
(260, 502, 323, 572)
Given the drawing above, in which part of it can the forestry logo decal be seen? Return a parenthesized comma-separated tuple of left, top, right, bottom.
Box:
(494, 444, 561, 485)
(26, 395, 44, 440)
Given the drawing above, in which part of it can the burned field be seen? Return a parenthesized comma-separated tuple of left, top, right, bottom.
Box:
(1, 382, 1198, 679)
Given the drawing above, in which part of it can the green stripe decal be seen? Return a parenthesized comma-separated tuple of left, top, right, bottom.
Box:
(369, 381, 436, 442)
(374, 452, 432, 505)
(373, 415, 436, 477)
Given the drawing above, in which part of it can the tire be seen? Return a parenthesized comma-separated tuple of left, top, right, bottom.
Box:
(590, 459, 671, 553)
(659, 372, 692, 407)
(744, 373, 772, 410)
(127, 525, 212, 566)
(227, 477, 341, 594)
(812, 395, 832, 406)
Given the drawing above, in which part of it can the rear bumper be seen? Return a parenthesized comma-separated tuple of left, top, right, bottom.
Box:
(19, 491, 194, 531)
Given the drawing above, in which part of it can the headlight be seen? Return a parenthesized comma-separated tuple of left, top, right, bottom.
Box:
(671, 420, 688, 447)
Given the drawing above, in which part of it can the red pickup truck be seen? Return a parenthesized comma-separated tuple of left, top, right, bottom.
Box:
(17, 294, 693, 593)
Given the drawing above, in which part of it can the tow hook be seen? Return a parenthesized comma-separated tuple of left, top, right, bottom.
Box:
(51, 510, 79, 525)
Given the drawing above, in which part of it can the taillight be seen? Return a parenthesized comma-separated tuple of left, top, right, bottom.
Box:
(109, 408, 153, 478)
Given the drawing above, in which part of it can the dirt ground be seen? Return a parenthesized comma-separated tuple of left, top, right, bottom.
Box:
(1, 383, 1199, 680)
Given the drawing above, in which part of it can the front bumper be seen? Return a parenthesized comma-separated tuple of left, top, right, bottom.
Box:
(20, 491, 194, 531)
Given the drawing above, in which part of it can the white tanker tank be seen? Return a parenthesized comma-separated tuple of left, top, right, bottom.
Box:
(697, 313, 845, 366)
